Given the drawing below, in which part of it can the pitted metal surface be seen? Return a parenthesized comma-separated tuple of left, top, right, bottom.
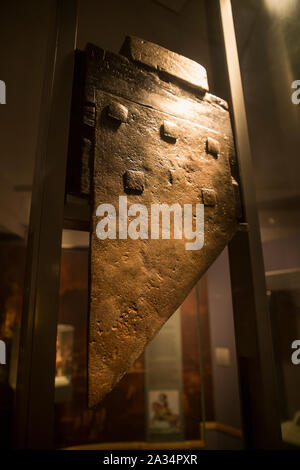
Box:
(78, 38, 240, 407)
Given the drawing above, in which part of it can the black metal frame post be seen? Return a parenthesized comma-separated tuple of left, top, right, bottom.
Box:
(216, 0, 282, 449)
(15, 0, 78, 449)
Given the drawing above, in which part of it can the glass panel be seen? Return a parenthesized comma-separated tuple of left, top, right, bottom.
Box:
(233, 0, 300, 449)
(0, 0, 53, 448)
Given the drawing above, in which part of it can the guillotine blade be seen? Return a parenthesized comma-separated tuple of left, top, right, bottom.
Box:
(80, 37, 240, 407)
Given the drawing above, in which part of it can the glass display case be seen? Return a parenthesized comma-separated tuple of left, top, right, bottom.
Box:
(0, 0, 299, 452)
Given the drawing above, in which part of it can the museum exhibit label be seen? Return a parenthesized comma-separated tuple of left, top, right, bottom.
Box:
(145, 309, 184, 442)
